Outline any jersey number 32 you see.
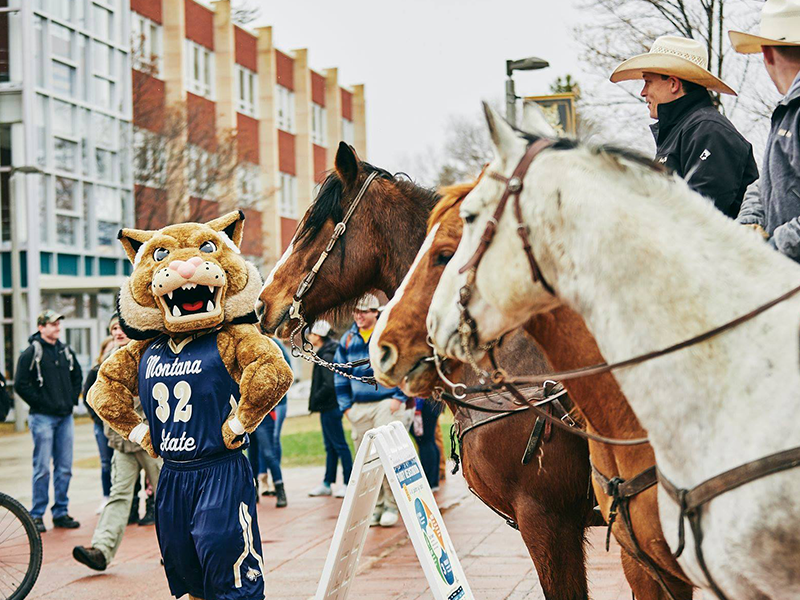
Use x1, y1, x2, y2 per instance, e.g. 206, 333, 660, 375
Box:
152, 381, 193, 423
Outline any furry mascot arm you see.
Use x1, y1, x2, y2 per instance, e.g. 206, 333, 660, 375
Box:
88, 340, 157, 458
219, 324, 294, 449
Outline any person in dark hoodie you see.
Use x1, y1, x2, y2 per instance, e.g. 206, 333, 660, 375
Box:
15, 309, 83, 533
732, 0, 800, 261
610, 35, 759, 219
306, 320, 352, 499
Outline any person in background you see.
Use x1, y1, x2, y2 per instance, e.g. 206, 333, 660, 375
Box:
255, 338, 292, 508
0, 372, 14, 424
731, 0, 800, 260
334, 294, 411, 527
15, 309, 83, 533
306, 320, 352, 499
72, 313, 162, 572
83, 335, 116, 514
411, 398, 443, 491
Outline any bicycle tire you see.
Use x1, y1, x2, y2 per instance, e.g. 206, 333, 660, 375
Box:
0, 492, 42, 600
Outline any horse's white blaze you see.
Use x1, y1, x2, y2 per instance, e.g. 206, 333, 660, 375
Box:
428, 104, 800, 599
261, 241, 294, 293
370, 224, 440, 380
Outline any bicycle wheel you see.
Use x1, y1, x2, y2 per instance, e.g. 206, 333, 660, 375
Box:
0, 492, 42, 600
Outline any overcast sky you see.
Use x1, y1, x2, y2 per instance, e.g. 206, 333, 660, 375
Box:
250, 0, 591, 175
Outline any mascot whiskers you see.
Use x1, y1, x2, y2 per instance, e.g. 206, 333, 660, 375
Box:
88, 210, 293, 600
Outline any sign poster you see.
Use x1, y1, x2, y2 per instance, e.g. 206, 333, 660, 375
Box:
524, 93, 578, 135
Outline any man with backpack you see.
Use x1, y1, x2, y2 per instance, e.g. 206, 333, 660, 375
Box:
15, 309, 83, 533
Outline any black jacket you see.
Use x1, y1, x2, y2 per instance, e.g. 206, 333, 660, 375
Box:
0, 373, 12, 422
15, 333, 83, 417
650, 89, 759, 219
308, 340, 340, 413
82, 365, 102, 425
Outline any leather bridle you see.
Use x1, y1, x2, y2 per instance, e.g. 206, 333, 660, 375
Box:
287, 171, 380, 385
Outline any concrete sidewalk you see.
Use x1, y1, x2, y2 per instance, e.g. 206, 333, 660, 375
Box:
0, 420, 634, 599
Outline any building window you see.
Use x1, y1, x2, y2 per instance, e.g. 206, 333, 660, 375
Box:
52, 60, 76, 97
54, 138, 78, 172
187, 144, 214, 199
93, 5, 113, 41
50, 22, 74, 61
237, 163, 260, 208
55, 177, 79, 247
95, 185, 121, 246
95, 149, 115, 181
278, 172, 297, 218
341, 118, 354, 145
276, 85, 295, 133
185, 40, 214, 99
236, 65, 256, 117
311, 103, 327, 146
132, 14, 163, 76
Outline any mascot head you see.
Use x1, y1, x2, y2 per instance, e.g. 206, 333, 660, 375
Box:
117, 210, 261, 339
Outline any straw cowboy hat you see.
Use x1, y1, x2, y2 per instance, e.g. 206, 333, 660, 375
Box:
610, 35, 737, 95
730, 0, 800, 54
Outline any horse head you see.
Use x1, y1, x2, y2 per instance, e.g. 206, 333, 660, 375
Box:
259, 142, 437, 337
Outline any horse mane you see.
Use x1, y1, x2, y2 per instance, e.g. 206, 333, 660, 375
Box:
427, 182, 476, 233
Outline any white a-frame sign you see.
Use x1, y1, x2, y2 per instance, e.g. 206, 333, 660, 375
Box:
315, 421, 473, 600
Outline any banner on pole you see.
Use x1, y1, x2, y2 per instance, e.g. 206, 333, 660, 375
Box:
315, 421, 473, 600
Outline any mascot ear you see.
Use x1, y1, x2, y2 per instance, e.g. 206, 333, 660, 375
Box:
207, 210, 245, 249
118, 228, 155, 264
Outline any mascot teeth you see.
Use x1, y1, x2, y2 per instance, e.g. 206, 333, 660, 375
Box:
207, 300, 214, 311
172, 305, 181, 317
168, 291, 173, 300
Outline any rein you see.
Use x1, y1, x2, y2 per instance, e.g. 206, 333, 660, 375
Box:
287, 172, 380, 385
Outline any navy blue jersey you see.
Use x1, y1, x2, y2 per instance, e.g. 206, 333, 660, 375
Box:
139, 331, 244, 460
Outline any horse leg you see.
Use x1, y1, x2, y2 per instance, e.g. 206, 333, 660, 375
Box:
517, 504, 588, 600
620, 548, 694, 600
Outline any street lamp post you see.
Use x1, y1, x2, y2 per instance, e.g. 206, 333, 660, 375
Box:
9, 165, 42, 432
505, 56, 550, 127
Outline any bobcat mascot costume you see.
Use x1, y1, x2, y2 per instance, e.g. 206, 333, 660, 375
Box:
88, 210, 293, 600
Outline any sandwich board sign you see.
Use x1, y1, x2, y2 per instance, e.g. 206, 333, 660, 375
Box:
315, 421, 473, 600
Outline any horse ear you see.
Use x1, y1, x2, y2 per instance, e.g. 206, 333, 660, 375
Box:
118, 228, 155, 264
207, 210, 245, 249
520, 102, 557, 139
483, 102, 520, 158
335, 141, 359, 187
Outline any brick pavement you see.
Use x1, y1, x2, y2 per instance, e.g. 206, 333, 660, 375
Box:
1, 421, 634, 599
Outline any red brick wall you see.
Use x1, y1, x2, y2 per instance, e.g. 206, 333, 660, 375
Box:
240, 208, 263, 256
184, 0, 214, 50
133, 70, 165, 133
311, 71, 326, 106
341, 88, 353, 121
131, 0, 162, 23
280, 217, 297, 251
189, 197, 220, 222
275, 50, 294, 90
135, 185, 168, 230
237, 113, 259, 164
234, 26, 257, 72
313, 144, 327, 183
187, 93, 217, 152
278, 131, 296, 175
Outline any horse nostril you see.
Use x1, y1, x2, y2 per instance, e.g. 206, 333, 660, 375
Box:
379, 343, 399, 372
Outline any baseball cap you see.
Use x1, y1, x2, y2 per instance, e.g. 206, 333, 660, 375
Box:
37, 309, 64, 326
354, 294, 380, 312
310, 320, 332, 337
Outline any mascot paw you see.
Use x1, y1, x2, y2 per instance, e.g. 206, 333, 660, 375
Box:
222, 419, 246, 450
141, 431, 159, 459
742, 223, 769, 240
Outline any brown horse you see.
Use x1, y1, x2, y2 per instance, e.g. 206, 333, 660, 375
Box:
259, 143, 594, 600
371, 185, 695, 600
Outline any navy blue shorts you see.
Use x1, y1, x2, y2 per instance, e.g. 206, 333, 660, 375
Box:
155, 451, 265, 600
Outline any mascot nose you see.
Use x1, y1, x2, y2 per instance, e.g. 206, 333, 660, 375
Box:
169, 257, 203, 279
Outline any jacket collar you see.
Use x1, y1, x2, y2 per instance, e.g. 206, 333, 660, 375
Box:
650, 89, 714, 144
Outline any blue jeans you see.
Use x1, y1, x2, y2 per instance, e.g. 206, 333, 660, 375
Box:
93, 421, 113, 497
412, 400, 442, 489
256, 413, 283, 484
29, 413, 74, 519
320, 408, 352, 485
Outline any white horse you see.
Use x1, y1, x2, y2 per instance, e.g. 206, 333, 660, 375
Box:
427, 103, 800, 600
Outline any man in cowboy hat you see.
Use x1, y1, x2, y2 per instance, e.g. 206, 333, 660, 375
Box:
731, 0, 800, 261
611, 35, 758, 218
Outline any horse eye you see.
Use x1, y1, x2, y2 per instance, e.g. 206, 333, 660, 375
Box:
434, 251, 453, 266
199, 241, 217, 253
463, 214, 477, 225
153, 248, 169, 261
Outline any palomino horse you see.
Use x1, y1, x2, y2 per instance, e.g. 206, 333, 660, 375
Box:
428, 104, 800, 600
370, 184, 694, 600
258, 143, 595, 600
